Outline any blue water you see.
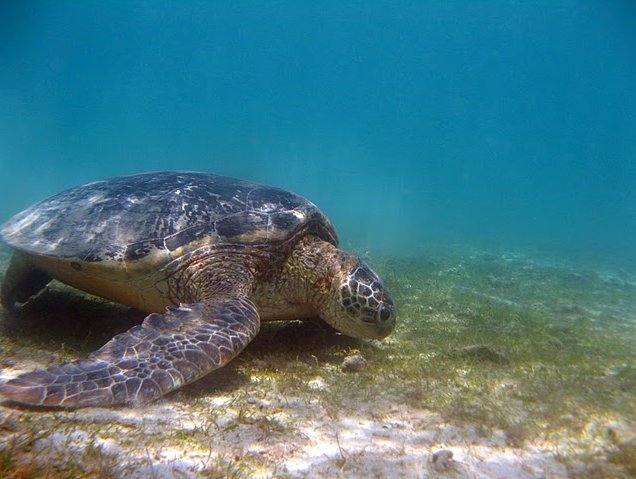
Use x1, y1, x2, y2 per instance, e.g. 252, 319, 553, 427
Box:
1, 1, 635, 263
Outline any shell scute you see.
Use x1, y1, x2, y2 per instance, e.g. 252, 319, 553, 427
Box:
1, 172, 337, 267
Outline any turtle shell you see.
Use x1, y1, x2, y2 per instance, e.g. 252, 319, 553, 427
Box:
1, 172, 338, 266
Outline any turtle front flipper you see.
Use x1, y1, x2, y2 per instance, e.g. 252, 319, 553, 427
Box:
1, 253, 52, 313
0, 296, 260, 408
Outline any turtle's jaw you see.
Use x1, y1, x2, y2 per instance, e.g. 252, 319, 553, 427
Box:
322, 258, 396, 340
340, 314, 395, 340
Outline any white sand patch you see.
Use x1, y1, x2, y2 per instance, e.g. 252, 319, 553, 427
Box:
0, 393, 572, 478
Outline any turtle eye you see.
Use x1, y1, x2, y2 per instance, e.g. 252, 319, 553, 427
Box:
378, 304, 392, 322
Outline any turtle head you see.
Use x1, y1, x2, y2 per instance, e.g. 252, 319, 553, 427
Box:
321, 253, 396, 340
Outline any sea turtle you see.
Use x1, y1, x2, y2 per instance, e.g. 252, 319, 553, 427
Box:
0, 172, 395, 408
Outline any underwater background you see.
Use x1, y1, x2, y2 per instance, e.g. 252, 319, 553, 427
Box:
1, 3, 636, 477
1, 1, 635, 265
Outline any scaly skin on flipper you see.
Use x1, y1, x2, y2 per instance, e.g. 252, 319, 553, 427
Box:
0, 297, 260, 408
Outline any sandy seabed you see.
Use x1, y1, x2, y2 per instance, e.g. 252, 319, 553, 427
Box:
0, 243, 634, 478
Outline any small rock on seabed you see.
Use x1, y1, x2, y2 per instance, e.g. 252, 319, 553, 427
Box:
341, 354, 368, 372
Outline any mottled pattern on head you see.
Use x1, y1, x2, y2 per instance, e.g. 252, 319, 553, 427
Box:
339, 262, 395, 330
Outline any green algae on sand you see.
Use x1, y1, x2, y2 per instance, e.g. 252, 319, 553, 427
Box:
0, 243, 635, 478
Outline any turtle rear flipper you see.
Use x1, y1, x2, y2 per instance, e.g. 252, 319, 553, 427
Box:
1, 253, 52, 313
0, 296, 260, 408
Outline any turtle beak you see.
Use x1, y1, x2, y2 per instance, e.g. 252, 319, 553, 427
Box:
374, 302, 396, 338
